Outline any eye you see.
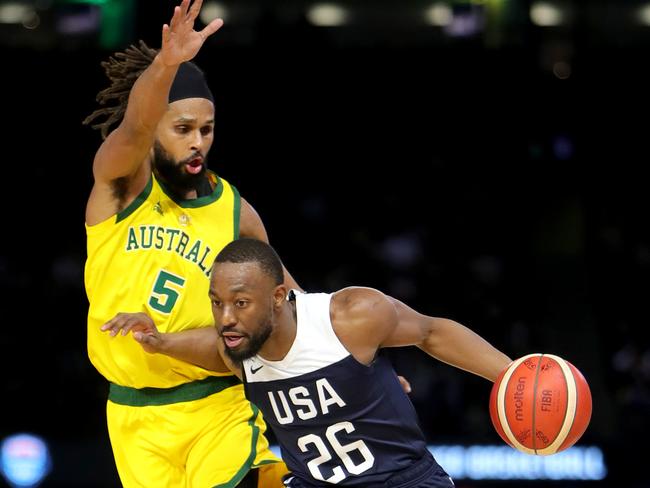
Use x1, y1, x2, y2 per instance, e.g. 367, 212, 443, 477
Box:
211, 299, 222, 308
175, 125, 190, 134
236, 299, 248, 308
200, 126, 213, 136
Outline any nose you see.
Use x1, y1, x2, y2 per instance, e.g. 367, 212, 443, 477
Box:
189, 129, 204, 153
220, 305, 237, 328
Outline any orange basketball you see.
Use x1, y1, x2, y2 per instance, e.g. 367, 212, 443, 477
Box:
489, 353, 592, 455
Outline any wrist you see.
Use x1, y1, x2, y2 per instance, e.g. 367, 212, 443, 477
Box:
153, 53, 181, 72
156, 332, 171, 354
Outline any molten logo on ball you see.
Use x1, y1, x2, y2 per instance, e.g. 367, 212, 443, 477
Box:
514, 377, 525, 421
489, 353, 592, 455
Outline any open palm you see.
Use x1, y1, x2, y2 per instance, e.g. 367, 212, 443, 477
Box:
160, 0, 224, 66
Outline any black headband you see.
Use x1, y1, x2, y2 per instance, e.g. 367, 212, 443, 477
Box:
168, 62, 214, 103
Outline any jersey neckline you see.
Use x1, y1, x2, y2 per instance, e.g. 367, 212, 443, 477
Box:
156, 170, 224, 208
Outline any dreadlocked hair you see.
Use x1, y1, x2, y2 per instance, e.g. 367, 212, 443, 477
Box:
83, 40, 159, 140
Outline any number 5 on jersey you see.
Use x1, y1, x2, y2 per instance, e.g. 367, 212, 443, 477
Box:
149, 269, 186, 314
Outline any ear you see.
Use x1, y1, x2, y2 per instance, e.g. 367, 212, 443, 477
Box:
273, 285, 287, 309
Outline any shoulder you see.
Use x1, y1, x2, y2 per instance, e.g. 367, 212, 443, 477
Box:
329, 287, 397, 362
330, 287, 396, 329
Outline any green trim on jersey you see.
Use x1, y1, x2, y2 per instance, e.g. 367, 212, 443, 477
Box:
252, 460, 280, 467
108, 375, 241, 406
212, 404, 262, 488
232, 184, 241, 239
115, 176, 153, 223
158, 171, 224, 208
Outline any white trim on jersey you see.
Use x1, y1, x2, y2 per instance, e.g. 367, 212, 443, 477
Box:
243, 293, 350, 382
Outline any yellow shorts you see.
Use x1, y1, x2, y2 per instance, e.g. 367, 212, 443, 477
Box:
107, 380, 287, 487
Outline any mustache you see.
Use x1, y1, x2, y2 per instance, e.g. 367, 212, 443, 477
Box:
218, 327, 249, 338
180, 151, 204, 164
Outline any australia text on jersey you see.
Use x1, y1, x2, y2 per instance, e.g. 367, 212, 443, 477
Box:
125, 225, 214, 277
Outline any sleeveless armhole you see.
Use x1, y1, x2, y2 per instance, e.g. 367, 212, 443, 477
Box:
85, 175, 153, 234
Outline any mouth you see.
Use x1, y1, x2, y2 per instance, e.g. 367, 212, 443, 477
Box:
221, 331, 246, 349
184, 155, 204, 175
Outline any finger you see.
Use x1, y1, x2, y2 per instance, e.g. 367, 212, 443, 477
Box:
120, 322, 135, 336
199, 18, 224, 40
133, 331, 149, 342
110, 318, 127, 337
101, 317, 122, 336
103, 312, 126, 328
134, 331, 154, 345
187, 0, 203, 22
169, 5, 181, 31
100, 319, 115, 331
162, 23, 170, 44
101, 322, 118, 332
101, 314, 128, 335
120, 316, 148, 336
179, 0, 190, 20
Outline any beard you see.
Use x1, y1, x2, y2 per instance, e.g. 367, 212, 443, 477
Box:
221, 318, 273, 365
152, 141, 206, 194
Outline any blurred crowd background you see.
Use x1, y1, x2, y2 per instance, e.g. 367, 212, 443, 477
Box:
1, 0, 649, 486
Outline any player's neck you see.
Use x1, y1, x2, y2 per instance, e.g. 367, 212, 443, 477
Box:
257, 301, 296, 362
154, 170, 212, 200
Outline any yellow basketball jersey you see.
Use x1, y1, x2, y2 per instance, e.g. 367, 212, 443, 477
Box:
85, 172, 239, 388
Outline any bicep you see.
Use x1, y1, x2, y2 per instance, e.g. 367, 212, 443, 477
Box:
332, 288, 400, 360
380, 297, 433, 348
238, 198, 269, 241
92, 125, 153, 183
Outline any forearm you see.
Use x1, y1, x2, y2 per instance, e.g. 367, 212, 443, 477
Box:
158, 326, 229, 373
419, 318, 511, 382
123, 54, 179, 133
92, 54, 180, 181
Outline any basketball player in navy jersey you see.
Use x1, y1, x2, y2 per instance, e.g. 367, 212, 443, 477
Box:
207, 238, 512, 487
110, 238, 511, 487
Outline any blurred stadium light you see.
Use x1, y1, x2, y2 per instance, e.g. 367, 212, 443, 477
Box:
306, 3, 350, 27
530, 1, 565, 27
57, 0, 134, 48
0, 0, 133, 48
0, 434, 51, 488
268, 444, 607, 481
1, 1, 650, 50
200, 1, 228, 24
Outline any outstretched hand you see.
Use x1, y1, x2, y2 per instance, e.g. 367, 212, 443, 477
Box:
101, 312, 163, 354
160, 0, 224, 67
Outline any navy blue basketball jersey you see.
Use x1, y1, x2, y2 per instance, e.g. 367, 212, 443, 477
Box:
243, 292, 449, 487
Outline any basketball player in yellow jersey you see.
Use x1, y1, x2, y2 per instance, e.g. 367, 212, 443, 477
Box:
83, 1, 293, 486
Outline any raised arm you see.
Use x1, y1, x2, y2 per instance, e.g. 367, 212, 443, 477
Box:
91, 52, 176, 184
331, 287, 511, 382
86, 0, 223, 224
93, 0, 222, 181
239, 197, 302, 291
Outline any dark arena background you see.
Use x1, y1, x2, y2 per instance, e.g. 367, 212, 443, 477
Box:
1, 0, 648, 486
